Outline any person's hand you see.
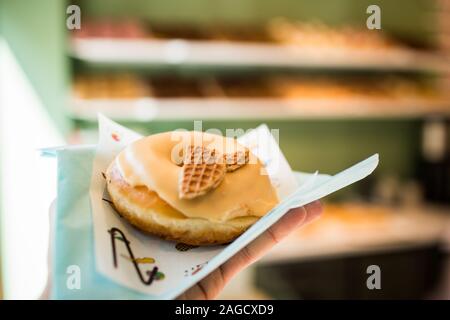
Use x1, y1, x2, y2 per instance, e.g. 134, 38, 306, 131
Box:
41, 200, 322, 300
177, 200, 322, 300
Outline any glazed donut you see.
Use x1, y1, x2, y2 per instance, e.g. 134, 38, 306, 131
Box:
106, 131, 278, 245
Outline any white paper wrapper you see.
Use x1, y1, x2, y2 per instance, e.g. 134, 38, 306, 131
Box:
89, 115, 378, 298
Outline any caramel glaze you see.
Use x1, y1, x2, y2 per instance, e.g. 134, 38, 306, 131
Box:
115, 131, 279, 222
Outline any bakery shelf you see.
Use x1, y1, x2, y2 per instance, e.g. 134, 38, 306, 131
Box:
260, 205, 450, 264
69, 38, 450, 72
68, 97, 450, 121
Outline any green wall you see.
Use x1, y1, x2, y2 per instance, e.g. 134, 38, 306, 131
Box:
0, 0, 71, 134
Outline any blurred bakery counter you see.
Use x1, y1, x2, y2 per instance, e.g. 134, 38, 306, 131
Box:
254, 203, 450, 299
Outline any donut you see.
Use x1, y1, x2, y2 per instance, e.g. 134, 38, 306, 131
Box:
105, 131, 279, 245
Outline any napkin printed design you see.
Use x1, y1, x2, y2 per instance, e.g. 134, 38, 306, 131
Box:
184, 261, 209, 277
108, 227, 165, 285
89, 115, 378, 298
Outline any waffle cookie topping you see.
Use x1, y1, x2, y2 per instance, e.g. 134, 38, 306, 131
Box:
178, 145, 250, 199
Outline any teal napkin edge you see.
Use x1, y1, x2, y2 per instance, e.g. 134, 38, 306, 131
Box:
51, 147, 160, 299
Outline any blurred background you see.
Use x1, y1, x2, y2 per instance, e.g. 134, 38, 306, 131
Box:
1, 0, 450, 299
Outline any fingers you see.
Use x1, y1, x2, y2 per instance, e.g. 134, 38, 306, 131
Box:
178, 201, 323, 300
296, 200, 323, 226
40, 200, 57, 300
178, 283, 207, 300
179, 266, 226, 300
221, 201, 322, 281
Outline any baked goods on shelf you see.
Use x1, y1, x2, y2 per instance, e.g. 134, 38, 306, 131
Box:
73, 73, 151, 99
267, 18, 402, 50
71, 19, 148, 39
